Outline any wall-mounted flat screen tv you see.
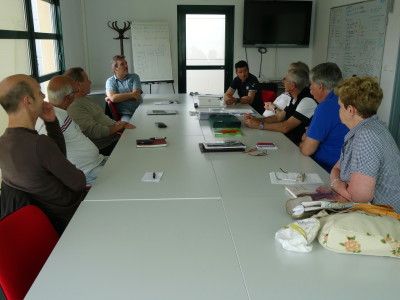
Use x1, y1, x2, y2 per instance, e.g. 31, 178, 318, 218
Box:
243, 0, 313, 48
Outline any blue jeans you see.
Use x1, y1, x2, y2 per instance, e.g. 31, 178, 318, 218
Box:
120, 114, 133, 122
85, 157, 108, 187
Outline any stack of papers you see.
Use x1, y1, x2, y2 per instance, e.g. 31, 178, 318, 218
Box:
203, 140, 246, 150
147, 110, 177, 115
154, 100, 179, 105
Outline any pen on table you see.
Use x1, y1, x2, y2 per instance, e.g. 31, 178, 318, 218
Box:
153, 172, 156, 179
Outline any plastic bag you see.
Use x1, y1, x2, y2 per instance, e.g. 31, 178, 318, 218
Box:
275, 217, 320, 252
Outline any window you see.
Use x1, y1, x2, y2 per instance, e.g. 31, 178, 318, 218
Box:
0, 0, 64, 85
177, 6, 234, 94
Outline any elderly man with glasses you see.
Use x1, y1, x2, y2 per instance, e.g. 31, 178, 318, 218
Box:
36, 75, 107, 187
244, 68, 317, 145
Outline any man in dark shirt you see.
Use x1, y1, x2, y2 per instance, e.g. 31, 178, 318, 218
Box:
0, 74, 86, 234
224, 60, 264, 115
244, 68, 317, 145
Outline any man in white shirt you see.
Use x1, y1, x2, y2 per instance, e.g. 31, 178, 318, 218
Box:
36, 75, 107, 187
244, 68, 317, 145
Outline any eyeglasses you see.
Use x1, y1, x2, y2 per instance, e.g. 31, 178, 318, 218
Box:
282, 77, 292, 83
66, 90, 78, 98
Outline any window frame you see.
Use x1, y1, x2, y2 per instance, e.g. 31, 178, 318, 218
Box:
0, 0, 65, 83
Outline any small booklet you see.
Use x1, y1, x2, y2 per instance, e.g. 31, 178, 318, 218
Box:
136, 137, 167, 148
256, 142, 277, 150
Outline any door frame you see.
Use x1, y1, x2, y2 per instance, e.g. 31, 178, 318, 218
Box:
177, 5, 235, 93
388, 44, 400, 148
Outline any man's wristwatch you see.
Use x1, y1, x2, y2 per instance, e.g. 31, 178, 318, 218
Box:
259, 122, 264, 130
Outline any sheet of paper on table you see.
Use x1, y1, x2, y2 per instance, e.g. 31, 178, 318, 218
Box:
142, 172, 164, 182
269, 172, 323, 185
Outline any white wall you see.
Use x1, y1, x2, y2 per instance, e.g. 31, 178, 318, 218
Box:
312, 0, 400, 124
60, 0, 399, 123
60, 0, 87, 70
61, 0, 316, 93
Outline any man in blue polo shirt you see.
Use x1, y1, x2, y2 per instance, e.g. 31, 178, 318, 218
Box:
224, 60, 264, 115
106, 55, 143, 122
299, 62, 349, 172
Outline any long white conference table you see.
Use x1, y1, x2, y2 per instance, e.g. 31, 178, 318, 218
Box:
26, 94, 399, 300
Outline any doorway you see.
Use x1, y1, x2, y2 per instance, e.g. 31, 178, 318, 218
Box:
177, 5, 234, 94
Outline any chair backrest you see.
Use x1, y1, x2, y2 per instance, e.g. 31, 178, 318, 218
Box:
258, 82, 278, 103
105, 98, 120, 121
0, 205, 59, 300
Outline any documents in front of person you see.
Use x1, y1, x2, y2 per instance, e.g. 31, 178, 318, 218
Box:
147, 110, 177, 115
199, 140, 246, 153
285, 184, 335, 198
142, 172, 163, 182
270, 172, 323, 185
203, 140, 246, 150
154, 100, 180, 105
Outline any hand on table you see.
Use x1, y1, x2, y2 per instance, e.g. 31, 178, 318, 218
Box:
243, 114, 261, 129
224, 97, 237, 105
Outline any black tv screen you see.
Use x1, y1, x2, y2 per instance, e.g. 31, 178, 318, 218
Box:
243, 0, 313, 48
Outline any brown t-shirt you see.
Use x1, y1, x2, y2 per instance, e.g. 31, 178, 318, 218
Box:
0, 120, 86, 233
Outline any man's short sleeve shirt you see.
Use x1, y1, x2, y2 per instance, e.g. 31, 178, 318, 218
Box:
229, 73, 264, 114
105, 73, 143, 115
306, 91, 349, 172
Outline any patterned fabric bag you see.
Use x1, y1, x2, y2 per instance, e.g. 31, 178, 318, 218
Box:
318, 210, 400, 258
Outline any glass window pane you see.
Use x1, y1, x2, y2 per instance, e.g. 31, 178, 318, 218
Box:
186, 15, 225, 66
36, 39, 58, 76
40, 80, 50, 102
0, 0, 26, 31
31, 0, 55, 33
186, 70, 224, 94
0, 39, 31, 79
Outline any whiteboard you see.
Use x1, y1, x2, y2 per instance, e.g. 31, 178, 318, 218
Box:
327, 0, 389, 80
131, 22, 173, 82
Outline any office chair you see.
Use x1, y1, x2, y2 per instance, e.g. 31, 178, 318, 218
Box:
104, 98, 120, 121
0, 205, 59, 300
258, 82, 278, 103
